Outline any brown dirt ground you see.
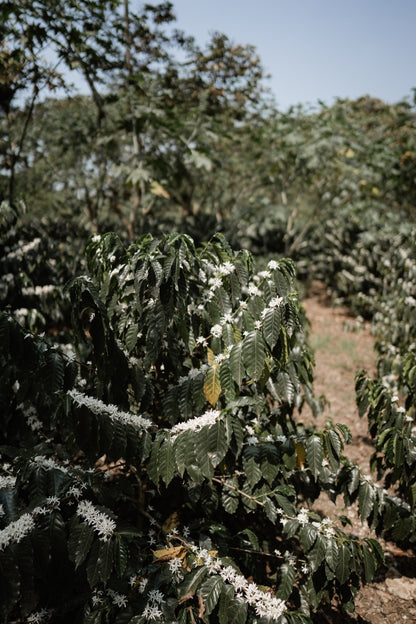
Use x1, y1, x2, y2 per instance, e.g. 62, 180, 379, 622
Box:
300, 282, 416, 624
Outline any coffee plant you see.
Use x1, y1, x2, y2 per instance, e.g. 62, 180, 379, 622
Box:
0, 230, 389, 623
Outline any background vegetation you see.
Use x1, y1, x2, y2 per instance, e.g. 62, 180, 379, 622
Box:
1, 1, 415, 622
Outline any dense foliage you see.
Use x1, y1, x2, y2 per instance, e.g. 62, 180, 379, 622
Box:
1, 1, 416, 623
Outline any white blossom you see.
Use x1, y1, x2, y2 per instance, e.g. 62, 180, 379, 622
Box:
258, 270, 271, 279
92, 590, 104, 606
76, 500, 116, 541
147, 589, 165, 604
138, 577, 149, 593
268, 260, 279, 270
107, 589, 127, 608
142, 604, 163, 621
208, 276, 223, 290
210, 324, 223, 338
214, 353, 227, 363
246, 435, 258, 445
0, 513, 35, 550
297, 508, 309, 526
168, 557, 183, 577
195, 336, 208, 347
27, 608, 53, 623
269, 296, 284, 308
68, 390, 152, 430
187, 544, 286, 622
0, 475, 16, 489
30, 456, 68, 473
22, 285, 57, 296
218, 261, 236, 276
221, 312, 233, 324
67, 483, 87, 499
247, 284, 261, 297
170, 410, 221, 439
45, 496, 60, 509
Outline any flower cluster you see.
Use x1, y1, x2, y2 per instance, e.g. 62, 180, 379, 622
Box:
106, 589, 128, 608
170, 409, 221, 439
68, 389, 152, 430
0, 513, 35, 550
30, 455, 68, 473
142, 589, 165, 621
188, 544, 286, 622
0, 475, 16, 489
76, 500, 116, 542
21, 285, 57, 296
26, 608, 53, 623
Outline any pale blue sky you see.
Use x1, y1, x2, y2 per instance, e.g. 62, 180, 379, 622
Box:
169, 0, 416, 110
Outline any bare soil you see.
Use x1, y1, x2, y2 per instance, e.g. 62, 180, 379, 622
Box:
301, 282, 416, 624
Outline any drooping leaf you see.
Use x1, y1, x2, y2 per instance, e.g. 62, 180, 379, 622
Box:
306, 435, 323, 478
204, 363, 221, 406
198, 575, 224, 615
242, 331, 266, 381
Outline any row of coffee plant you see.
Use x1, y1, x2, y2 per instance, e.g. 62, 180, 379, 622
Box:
291, 204, 416, 545
1, 207, 390, 623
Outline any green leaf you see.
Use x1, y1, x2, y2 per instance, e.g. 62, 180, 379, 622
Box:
114, 535, 128, 577
218, 586, 248, 624
174, 430, 195, 476
208, 421, 228, 466
159, 438, 176, 486
358, 481, 375, 521
125, 322, 139, 352
277, 562, 295, 600
229, 341, 245, 386
336, 543, 351, 585
264, 498, 278, 523
222, 479, 239, 513
308, 535, 327, 571
43, 351, 65, 393
146, 438, 161, 485
262, 305, 281, 349
300, 524, 318, 552
325, 538, 339, 572
68, 519, 95, 568
219, 359, 234, 394
86, 540, 101, 587
194, 427, 214, 479
306, 435, 323, 478
178, 565, 208, 598
242, 455, 262, 488
347, 467, 361, 496
242, 331, 266, 380
198, 575, 224, 615
362, 544, 376, 582
96, 539, 114, 584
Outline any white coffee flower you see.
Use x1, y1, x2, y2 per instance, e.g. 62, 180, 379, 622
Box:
210, 324, 223, 338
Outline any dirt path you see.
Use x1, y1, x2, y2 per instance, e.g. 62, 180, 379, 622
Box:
301, 282, 416, 624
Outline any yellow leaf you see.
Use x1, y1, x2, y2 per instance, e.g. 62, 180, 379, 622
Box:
162, 511, 180, 534
207, 347, 215, 366
153, 545, 188, 562
295, 442, 306, 469
345, 148, 355, 158
150, 180, 170, 199
204, 363, 221, 406
196, 550, 218, 566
